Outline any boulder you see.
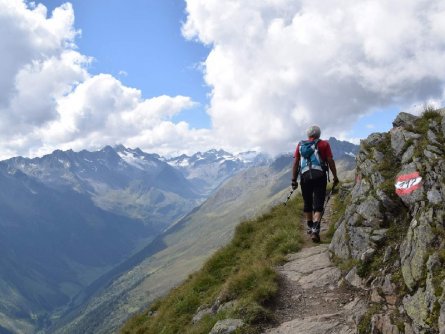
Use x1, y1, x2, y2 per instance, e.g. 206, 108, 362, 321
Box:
345, 267, 363, 288
401, 145, 415, 164
371, 288, 384, 303
400, 218, 434, 291
329, 221, 350, 259
403, 278, 437, 331
209, 319, 244, 334
371, 229, 388, 243
373, 148, 385, 163
360, 248, 376, 262
343, 297, 368, 326
192, 307, 213, 324
349, 226, 373, 259
382, 274, 396, 295
392, 112, 418, 128
396, 164, 425, 207
351, 179, 371, 201
391, 128, 406, 156
366, 132, 387, 146
424, 148, 440, 160
427, 188, 443, 205
427, 130, 440, 145
403, 289, 429, 329
370, 171, 385, 188
426, 145, 442, 155
356, 196, 384, 225
371, 314, 400, 334
218, 301, 238, 313
359, 159, 376, 178
403, 131, 422, 141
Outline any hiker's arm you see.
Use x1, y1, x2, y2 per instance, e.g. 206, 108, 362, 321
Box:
327, 157, 339, 184
291, 157, 300, 189
292, 156, 300, 181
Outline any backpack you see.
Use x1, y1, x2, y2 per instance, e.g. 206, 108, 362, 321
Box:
299, 139, 329, 180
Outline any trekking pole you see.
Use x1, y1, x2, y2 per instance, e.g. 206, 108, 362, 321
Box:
283, 188, 295, 206
285, 166, 300, 207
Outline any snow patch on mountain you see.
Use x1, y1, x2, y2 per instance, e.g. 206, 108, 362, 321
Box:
117, 149, 157, 170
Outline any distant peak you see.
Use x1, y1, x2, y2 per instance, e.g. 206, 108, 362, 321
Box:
51, 149, 71, 159
113, 144, 127, 152
101, 145, 115, 152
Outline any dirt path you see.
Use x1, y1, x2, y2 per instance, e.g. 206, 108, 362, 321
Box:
263, 196, 368, 334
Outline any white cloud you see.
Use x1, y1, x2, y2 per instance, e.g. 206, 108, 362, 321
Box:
0, 0, 211, 159
36, 74, 209, 156
183, 0, 445, 153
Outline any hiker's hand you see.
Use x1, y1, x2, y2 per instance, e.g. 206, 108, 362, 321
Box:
333, 176, 339, 186
291, 180, 298, 190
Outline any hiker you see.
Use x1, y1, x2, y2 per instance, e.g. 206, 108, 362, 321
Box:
291, 125, 339, 242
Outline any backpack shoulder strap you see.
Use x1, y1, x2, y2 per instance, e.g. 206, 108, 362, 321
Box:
298, 140, 305, 152
315, 139, 330, 180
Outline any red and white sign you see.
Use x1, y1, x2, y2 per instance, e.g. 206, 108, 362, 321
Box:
395, 172, 422, 196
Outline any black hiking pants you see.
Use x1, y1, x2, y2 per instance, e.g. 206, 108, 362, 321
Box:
300, 171, 327, 213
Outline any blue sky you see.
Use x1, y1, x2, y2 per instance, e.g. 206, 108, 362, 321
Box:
41, 0, 212, 128
349, 106, 401, 140
0, 1, 444, 158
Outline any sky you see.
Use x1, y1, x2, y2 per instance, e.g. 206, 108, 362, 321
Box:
1, 0, 445, 159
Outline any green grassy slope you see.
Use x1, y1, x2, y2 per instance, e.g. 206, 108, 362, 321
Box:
121, 196, 304, 334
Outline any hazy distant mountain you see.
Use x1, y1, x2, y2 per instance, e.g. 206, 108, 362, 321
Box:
3, 145, 201, 230
327, 137, 359, 163
165, 149, 270, 195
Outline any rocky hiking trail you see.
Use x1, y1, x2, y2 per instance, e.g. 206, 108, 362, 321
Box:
264, 197, 368, 334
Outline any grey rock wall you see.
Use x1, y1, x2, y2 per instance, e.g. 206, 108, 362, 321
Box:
329, 109, 445, 333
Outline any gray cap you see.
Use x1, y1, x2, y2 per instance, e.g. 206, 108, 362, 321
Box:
306, 125, 321, 139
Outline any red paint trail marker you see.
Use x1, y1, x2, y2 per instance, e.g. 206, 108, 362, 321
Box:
395, 172, 422, 196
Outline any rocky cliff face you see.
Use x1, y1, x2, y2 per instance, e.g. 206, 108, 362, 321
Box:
330, 108, 445, 333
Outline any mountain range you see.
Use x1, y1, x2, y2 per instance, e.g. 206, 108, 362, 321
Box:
0, 139, 358, 333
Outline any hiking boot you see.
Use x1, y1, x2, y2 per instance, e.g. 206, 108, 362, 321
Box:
306, 221, 313, 234
310, 222, 321, 243
311, 232, 321, 243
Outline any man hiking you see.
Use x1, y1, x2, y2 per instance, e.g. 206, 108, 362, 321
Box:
291, 125, 339, 242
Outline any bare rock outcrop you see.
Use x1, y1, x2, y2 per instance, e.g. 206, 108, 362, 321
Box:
329, 109, 445, 332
